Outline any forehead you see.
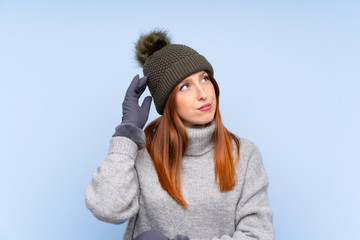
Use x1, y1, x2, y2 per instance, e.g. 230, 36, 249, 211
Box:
183, 71, 207, 81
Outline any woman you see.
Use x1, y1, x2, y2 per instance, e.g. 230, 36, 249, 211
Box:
86, 30, 274, 240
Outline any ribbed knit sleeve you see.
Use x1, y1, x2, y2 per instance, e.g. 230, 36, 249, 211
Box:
212, 141, 274, 240
85, 136, 140, 224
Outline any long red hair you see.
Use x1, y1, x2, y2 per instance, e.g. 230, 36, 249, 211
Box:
144, 73, 240, 209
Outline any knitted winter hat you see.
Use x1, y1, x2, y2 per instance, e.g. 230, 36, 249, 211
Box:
135, 30, 214, 115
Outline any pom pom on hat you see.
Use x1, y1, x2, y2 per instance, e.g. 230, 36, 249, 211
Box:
135, 30, 171, 67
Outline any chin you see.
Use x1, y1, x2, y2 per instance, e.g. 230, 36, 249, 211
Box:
193, 117, 215, 127
181, 112, 215, 128
200, 118, 214, 125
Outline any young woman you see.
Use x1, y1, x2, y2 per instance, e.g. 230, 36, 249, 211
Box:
86, 30, 274, 240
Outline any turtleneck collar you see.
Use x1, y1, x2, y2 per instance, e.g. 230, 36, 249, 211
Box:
184, 120, 215, 156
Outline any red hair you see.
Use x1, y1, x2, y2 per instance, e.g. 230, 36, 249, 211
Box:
144, 73, 240, 209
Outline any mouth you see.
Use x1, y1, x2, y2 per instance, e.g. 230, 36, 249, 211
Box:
197, 103, 212, 111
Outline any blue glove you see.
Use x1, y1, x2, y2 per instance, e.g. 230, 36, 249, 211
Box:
112, 75, 152, 149
171, 234, 189, 240
121, 75, 152, 129
133, 229, 168, 240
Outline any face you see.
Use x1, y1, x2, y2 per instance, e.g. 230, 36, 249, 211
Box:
174, 71, 216, 128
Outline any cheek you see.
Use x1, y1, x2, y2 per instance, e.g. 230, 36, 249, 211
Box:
208, 86, 217, 110
175, 94, 195, 118
175, 95, 187, 114
208, 85, 216, 100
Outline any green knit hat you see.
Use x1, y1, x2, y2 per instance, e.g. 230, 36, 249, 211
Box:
135, 30, 214, 115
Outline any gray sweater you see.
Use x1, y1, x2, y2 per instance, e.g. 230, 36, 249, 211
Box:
86, 123, 274, 240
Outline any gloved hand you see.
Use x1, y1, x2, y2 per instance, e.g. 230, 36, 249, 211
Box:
121, 75, 152, 129
133, 229, 168, 240
171, 234, 189, 240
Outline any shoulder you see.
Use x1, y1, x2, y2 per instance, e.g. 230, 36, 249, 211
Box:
234, 137, 265, 172
231, 136, 262, 159
239, 137, 262, 158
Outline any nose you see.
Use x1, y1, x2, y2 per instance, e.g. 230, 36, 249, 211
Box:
197, 85, 207, 100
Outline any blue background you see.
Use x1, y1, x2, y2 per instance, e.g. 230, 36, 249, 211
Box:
1, 0, 359, 239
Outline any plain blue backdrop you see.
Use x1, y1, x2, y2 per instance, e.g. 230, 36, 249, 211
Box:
1, 0, 359, 239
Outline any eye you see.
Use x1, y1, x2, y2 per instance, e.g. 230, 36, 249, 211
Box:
179, 83, 190, 91
202, 75, 210, 82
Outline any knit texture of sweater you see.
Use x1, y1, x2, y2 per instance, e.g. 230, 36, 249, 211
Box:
86, 122, 274, 240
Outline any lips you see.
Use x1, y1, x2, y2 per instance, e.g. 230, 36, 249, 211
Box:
198, 103, 212, 111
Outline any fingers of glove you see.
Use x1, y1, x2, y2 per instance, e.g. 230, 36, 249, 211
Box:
126, 75, 140, 95
135, 76, 148, 97
140, 96, 152, 113
133, 229, 169, 240
173, 235, 189, 240
126, 75, 148, 102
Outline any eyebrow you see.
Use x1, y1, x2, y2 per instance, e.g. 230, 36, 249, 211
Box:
200, 72, 208, 78
183, 72, 208, 82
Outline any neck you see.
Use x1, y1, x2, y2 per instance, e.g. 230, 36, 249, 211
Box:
184, 120, 215, 156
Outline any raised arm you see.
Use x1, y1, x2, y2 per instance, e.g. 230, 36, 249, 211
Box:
85, 75, 152, 224
86, 136, 141, 224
